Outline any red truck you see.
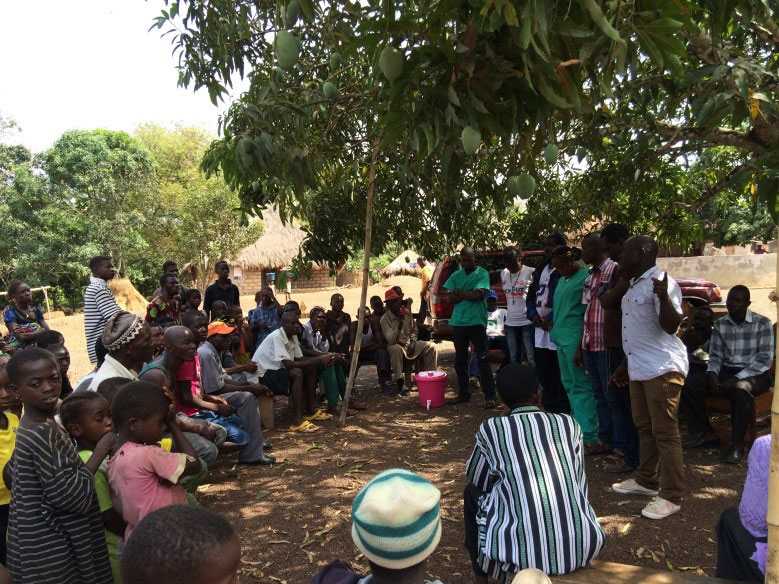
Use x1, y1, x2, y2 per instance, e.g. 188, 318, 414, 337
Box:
428, 250, 724, 340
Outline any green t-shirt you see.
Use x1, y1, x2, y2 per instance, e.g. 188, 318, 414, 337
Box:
79, 450, 122, 584
550, 266, 587, 346
443, 266, 490, 327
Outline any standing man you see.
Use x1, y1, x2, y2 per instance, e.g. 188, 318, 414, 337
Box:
612, 236, 688, 520
84, 255, 121, 364
380, 288, 438, 395
416, 256, 435, 324
203, 260, 240, 319
500, 247, 535, 365
248, 287, 282, 351
444, 248, 496, 408
579, 233, 617, 449
599, 223, 639, 473
705, 286, 773, 464
526, 233, 569, 414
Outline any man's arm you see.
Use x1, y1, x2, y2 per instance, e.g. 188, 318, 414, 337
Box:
203, 286, 213, 316
525, 269, 540, 321
706, 324, 724, 377
465, 429, 492, 492
96, 288, 121, 320
653, 274, 683, 335
599, 271, 630, 310
736, 320, 774, 379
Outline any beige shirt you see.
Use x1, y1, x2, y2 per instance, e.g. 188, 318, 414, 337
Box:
380, 310, 427, 359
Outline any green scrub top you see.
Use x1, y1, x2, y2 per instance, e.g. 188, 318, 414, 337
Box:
550, 266, 587, 347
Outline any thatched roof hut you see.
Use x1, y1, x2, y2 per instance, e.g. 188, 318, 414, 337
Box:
235, 207, 306, 270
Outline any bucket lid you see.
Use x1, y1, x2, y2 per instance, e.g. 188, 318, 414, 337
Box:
415, 370, 447, 381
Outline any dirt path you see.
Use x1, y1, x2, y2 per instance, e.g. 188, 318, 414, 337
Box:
199, 346, 747, 583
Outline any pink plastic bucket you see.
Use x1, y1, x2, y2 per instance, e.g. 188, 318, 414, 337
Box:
414, 370, 447, 410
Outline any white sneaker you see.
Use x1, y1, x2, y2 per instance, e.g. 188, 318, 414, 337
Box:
641, 497, 681, 520
611, 478, 659, 497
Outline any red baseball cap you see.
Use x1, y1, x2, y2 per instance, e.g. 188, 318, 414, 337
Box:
385, 288, 403, 302
207, 321, 236, 337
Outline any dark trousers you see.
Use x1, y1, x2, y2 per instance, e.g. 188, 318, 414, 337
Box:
608, 347, 640, 468
716, 507, 765, 582
683, 365, 771, 447
680, 362, 713, 436
463, 484, 488, 577
360, 348, 392, 384
454, 325, 495, 400
584, 350, 613, 446
535, 347, 570, 414
0, 503, 8, 565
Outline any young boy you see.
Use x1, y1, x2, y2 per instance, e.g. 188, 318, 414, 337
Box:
6, 347, 113, 584
61, 392, 125, 583
107, 380, 201, 538
121, 505, 240, 584
0, 357, 19, 565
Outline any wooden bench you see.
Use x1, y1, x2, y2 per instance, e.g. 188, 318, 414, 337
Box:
705, 389, 773, 445
552, 561, 735, 583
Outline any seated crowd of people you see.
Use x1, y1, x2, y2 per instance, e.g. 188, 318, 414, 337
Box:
0, 239, 771, 583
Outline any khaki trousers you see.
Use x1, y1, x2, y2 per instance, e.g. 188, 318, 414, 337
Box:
630, 372, 686, 504
387, 342, 438, 381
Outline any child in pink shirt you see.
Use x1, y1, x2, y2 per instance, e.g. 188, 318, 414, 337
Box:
107, 380, 201, 539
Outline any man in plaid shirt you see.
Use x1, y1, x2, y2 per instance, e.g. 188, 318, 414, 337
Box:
578, 234, 618, 450
703, 285, 774, 464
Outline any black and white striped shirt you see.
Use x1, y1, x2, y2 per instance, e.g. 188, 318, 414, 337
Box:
466, 406, 605, 578
7, 421, 112, 584
83, 276, 120, 363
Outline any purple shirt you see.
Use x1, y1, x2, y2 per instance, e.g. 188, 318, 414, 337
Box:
739, 435, 770, 574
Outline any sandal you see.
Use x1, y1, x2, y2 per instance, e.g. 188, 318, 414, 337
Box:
306, 409, 333, 422
289, 420, 320, 433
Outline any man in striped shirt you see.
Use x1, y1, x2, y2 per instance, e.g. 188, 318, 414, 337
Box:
579, 233, 617, 449
83, 256, 121, 364
464, 364, 605, 582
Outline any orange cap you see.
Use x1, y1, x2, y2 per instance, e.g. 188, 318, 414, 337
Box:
207, 321, 236, 337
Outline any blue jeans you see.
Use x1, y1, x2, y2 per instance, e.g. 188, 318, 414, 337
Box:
192, 411, 249, 447
583, 350, 613, 446
504, 325, 535, 366
607, 347, 639, 468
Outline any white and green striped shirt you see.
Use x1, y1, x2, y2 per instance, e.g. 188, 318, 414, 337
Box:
466, 406, 605, 578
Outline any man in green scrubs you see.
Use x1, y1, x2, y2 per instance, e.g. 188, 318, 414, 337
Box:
444, 248, 496, 408
550, 247, 601, 448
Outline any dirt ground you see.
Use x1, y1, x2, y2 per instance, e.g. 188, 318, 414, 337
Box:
197, 345, 751, 584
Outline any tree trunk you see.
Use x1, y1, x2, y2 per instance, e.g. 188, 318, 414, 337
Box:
767, 227, 779, 583
340, 141, 380, 425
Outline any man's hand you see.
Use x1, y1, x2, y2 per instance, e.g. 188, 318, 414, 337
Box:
199, 423, 219, 441
652, 272, 669, 301
574, 347, 584, 369
94, 431, 117, 457
215, 401, 234, 417
249, 383, 274, 398
242, 362, 258, 373
611, 363, 629, 388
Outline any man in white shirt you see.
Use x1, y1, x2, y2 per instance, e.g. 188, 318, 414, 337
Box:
612, 236, 688, 521
252, 311, 327, 430
500, 247, 535, 365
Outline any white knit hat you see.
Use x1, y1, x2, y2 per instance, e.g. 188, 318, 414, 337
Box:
512, 569, 552, 584
351, 469, 442, 570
